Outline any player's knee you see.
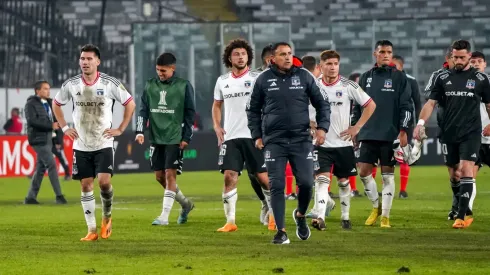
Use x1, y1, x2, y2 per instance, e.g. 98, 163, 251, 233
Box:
224, 171, 238, 186
80, 179, 94, 192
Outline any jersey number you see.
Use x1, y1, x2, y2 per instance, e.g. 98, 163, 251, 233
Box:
313, 150, 318, 162
442, 144, 448, 155
219, 144, 227, 156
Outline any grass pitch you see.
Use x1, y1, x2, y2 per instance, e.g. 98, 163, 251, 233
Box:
1, 166, 490, 274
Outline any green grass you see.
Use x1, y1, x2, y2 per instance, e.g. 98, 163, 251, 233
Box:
1, 166, 490, 274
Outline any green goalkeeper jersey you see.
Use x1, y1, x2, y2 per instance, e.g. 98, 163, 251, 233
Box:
136, 75, 196, 145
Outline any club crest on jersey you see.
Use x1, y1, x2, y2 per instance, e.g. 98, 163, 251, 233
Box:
466, 79, 475, 89
244, 80, 251, 88
384, 79, 392, 89
336, 90, 343, 98
291, 76, 301, 86
96, 89, 104, 96
265, 150, 271, 159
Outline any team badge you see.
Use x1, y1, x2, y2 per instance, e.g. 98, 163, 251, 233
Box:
265, 150, 271, 159
336, 90, 343, 98
384, 79, 392, 89
291, 76, 301, 86
96, 89, 104, 96
466, 79, 475, 89
244, 80, 251, 88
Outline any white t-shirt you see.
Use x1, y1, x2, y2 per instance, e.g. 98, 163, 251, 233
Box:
480, 103, 490, 144
54, 72, 133, 152
213, 69, 259, 141
310, 75, 371, 148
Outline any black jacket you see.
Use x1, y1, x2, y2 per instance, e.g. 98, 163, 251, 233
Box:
354, 64, 413, 142
246, 63, 331, 145
25, 96, 55, 146
406, 73, 422, 122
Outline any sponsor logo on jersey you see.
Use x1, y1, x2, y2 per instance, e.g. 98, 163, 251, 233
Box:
223, 92, 250, 99
336, 90, 343, 98
384, 79, 392, 89
466, 79, 475, 89
330, 102, 343, 106
75, 102, 105, 107
159, 90, 167, 105
244, 80, 251, 88
445, 91, 474, 97
270, 82, 277, 87
291, 76, 301, 86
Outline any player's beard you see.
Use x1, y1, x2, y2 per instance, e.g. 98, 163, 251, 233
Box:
454, 62, 469, 71
233, 64, 247, 70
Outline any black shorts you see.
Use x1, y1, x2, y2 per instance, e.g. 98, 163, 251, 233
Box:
441, 135, 480, 167
314, 146, 357, 178
72, 148, 114, 180
476, 143, 490, 168
218, 138, 266, 175
149, 144, 183, 174
357, 140, 396, 167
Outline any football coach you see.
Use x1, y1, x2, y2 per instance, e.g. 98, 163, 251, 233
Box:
246, 42, 330, 244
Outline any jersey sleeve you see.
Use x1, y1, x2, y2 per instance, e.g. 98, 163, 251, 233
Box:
428, 72, 445, 102
53, 82, 72, 106
213, 79, 223, 101
110, 82, 133, 106
347, 82, 372, 107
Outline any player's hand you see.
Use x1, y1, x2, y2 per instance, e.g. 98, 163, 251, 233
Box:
413, 125, 423, 141
52, 122, 60, 130
135, 135, 144, 144
483, 124, 490, 136
213, 125, 226, 146
315, 129, 326, 146
64, 128, 78, 140
340, 125, 360, 141
255, 138, 264, 150
103, 128, 122, 139
398, 131, 408, 147
180, 141, 188, 149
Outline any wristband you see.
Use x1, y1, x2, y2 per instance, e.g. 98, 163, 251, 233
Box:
62, 126, 69, 133
417, 119, 425, 126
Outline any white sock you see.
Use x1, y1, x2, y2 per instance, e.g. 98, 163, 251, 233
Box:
160, 190, 176, 221
338, 180, 351, 221
360, 175, 379, 208
175, 185, 189, 207
100, 186, 113, 218
261, 188, 272, 210
312, 179, 319, 213
381, 173, 395, 218
469, 181, 476, 211
81, 191, 96, 232
315, 175, 331, 220
223, 188, 237, 224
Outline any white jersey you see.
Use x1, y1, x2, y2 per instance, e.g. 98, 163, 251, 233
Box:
213, 69, 259, 141
480, 103, 490, 144
311, 76, 371, 148
54, 72, 133, 152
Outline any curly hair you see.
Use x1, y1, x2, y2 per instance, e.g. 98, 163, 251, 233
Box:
222, 39, 254, 68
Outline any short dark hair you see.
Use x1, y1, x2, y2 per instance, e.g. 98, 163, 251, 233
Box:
374, 40, 393, 50
34, 80, 50, 94
222, 39, 254, 68
471, 51, 486, 61
451, 39, 471, 52
261, 44, 273, 61
393, 55, 404, 64
348, 72, 361, 82
320, 50, 340, 61
301, 56, 317, 72
11, 107, 20, 114
80, 44, 101, 59
271, 42, 291, 55
156, 53, 177, 66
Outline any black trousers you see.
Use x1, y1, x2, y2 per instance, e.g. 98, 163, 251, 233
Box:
264, 141, 314, 230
